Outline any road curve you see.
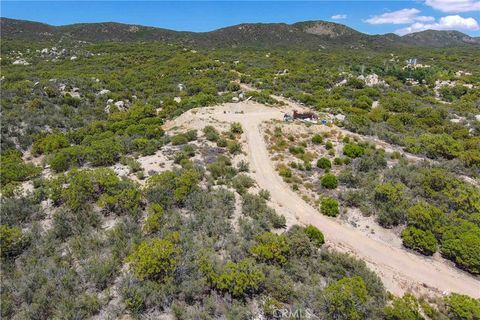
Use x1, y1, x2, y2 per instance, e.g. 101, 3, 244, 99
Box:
165, 102, 480, 298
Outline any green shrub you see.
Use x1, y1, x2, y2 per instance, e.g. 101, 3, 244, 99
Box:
325, 141, 333, 150
343, 143, 365, 158
0, 224, 23, 257
145, 169, 201, 207
61, 168, 125, 211
445, 293, 480, 320
230, 122, 243, 134
232, 174, 255, 194
406, 202, 443, 231
209, 258, 264, 297
171, 134, 189, 145
401, 226, 437, 255
203, 125, 219, 141
311, 134, 323, 144
0, 150, 41, 187
227, 81, 241, 91
97, 187, 143, 217
217, 138, 228, 147
321, 197, 339, 217
322, 276, 368, 320
87, 138, 122, 166
405, 133, 463, 160
383, 294, 423, 320
237, 160, 249, 172
33, 133, 69, 155
374, 182, 408, 228
304, 161, 312, 171
317, 157, 332, 170
321, 173, 338, 189
227, 140, 242, 154
185, 129, 197, 141
143, 204, 164, 234
286, 226, 315, 257
278, 165, 292, 178
304, 225, 325, 247
208, 155, 236, 180
250, 232, 290, 264
353, 95, 373, 110
258, 189, 271, 200
48, 146, 87, 172
127, 238, 180, 281
289, 145, 305, 155
440, 220, 480, 274
242, 193, 286, 229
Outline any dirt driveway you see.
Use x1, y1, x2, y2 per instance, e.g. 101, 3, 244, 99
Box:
165, 101, 480, 298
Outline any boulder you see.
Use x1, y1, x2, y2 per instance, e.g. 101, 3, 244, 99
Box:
12, 59, 29, 66
114, 101, 125, 110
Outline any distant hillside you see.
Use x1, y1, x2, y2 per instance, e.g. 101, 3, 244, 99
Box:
1, 17, 479, 48
402, 29, 480, 47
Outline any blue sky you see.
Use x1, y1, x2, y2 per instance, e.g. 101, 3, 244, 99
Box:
1, 1, 479, 36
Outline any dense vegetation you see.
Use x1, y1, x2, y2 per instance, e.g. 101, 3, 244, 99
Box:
1, 35, 479, 319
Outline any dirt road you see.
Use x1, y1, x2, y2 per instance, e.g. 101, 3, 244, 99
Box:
165, 101, 480, 298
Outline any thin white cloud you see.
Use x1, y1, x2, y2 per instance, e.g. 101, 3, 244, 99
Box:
425, 0, 480, 13
331, 14, 347, 20
365, 8, 435, 25
395, 15, 479, 35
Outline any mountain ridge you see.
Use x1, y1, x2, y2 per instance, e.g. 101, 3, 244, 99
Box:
1, 17, 479, 48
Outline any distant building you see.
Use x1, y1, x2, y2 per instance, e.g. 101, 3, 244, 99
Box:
293, 110, 318, 120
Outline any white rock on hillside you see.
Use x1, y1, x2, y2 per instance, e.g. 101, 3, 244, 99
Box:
114, 101, 125, 110
358, 74, 387, 87
12, 59, 29, 65
335, 79, 348, 87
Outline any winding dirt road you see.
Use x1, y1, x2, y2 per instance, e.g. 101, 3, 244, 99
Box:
165, 101, 480, 298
